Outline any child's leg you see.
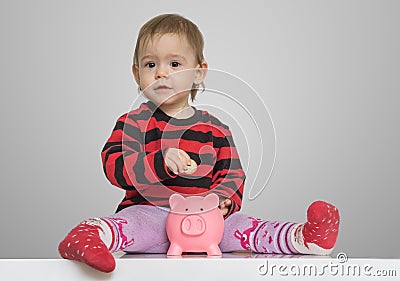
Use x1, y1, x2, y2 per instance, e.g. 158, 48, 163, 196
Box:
103, 205, 170, 253
58, 205, 169, 272
220, 201, 340, 255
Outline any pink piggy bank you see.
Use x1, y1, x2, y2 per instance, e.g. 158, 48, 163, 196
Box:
166, 193, 224, 256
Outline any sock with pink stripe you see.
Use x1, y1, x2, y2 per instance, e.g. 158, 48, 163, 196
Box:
221, 214, 300, 254
220, 200, 340, 255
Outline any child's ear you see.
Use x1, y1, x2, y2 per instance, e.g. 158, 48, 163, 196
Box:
132, 64, 140, 86
194, 61, 208, 84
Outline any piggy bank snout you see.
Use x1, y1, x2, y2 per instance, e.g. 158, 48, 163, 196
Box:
181, 215, 206, 236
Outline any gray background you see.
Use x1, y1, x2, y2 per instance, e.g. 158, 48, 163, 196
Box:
1, 0, 399, 259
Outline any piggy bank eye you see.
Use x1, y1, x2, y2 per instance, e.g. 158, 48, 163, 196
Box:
200, 208, 204, 211
185, 208, 189, 211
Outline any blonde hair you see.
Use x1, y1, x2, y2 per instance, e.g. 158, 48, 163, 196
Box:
133, 14, 205, 101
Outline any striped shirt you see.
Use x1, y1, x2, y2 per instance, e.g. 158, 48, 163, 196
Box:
101, 101, 245, 218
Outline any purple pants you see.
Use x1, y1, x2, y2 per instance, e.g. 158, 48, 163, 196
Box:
101, 205, 299, 254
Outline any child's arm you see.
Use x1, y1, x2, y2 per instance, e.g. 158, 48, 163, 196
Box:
101, 113, 177, 191
210, 125, 245, 218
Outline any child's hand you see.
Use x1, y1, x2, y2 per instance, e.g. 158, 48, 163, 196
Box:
219, 198, 232, 216
165, 148, 191, 175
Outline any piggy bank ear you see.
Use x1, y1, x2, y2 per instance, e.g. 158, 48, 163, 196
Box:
204, 193, 219, 208
169, 193, 185, 210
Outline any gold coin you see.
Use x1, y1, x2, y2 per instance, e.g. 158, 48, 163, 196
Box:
184, 159, 197, 174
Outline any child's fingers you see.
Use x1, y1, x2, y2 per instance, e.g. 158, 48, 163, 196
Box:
165, 148, 191, 172
220, 206, 228, 216
219, 198, 231, 206
169, 154, 186, 174
165, 159, 178, 174
219, 199, 231, 216
173, 155, 186, 173
178, 149, 191, 165
172, 149, 191, 173
164, 149, 180, 172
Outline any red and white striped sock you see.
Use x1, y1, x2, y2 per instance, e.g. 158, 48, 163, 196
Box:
58, 218, 116, 273
291, 200, 340, 255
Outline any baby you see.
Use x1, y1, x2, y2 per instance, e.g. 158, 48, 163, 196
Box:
58, 14, 340, 273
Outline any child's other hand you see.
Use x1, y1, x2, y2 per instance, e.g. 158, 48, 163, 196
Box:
219, 199, 232, 216
165, 148, 191, 175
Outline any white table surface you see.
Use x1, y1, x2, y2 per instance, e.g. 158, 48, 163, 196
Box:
1, 252, 399, 281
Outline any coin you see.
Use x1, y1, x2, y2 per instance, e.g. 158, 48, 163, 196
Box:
184, 159, 197, 174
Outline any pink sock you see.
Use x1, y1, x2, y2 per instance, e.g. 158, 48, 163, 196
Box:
58, 219, 116, 273
292, 200, 340, 255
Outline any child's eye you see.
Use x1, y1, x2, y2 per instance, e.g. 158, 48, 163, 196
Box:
144, 62, 156, 68
170, 61, 181, 68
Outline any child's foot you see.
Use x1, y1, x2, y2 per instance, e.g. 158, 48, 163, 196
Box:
58, 219, 116, 273
292, 200, 340, 255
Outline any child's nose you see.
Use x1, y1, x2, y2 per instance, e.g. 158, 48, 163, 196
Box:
155, 66, 168, 79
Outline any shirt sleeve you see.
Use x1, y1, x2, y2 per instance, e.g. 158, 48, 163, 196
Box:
101, 113, 177, 192
209, 124, 245, 218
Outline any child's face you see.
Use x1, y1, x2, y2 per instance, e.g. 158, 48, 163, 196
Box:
133, 33, 207, 107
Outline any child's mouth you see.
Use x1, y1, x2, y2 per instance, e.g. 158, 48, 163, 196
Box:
154, 85, 173, 93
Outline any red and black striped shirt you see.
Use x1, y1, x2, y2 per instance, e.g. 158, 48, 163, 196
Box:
101, 101, 245, 218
